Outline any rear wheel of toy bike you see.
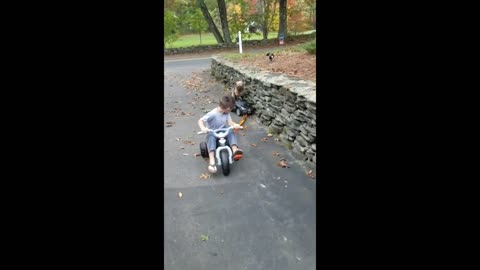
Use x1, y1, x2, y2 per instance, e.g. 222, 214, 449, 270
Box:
200, 142, 208, 158
236, 108, 242, 116
220, 149, 230, 176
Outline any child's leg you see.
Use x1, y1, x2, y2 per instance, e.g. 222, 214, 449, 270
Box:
206, 134, 217, 172
227, 131, 243, 160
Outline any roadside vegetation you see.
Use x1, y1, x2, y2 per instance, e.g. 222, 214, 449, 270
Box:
164, 0, 316, 49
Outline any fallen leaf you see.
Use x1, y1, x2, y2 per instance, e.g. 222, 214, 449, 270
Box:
200, 234, 209, 241
176, 138, 180, 141
251, 143, 257, 147
193, 153, 200, 157
306, 170, 315, 179
260, 184, 266, 188
179, 146, 185, 149
261, 137, 268, 142
199, 173, 210, 179
274, 138, 280, 142
273, 152, 280, 157
182, 153, 189, 156
177, 192, 183, 198
277, 159, 290, 168
267, 133, 273, 137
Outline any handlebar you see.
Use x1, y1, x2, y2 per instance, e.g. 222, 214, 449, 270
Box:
197, 126, 243, 136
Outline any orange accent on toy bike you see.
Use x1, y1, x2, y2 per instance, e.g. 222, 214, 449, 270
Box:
239, 114, 248, 126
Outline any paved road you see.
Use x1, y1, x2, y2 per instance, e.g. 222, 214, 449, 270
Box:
164, 56, 316, 270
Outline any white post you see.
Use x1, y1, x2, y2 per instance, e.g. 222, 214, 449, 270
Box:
238, 31, 243, 54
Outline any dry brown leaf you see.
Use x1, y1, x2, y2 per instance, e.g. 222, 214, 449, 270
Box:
251, 143, 257, 147
193, 153, 200, 157
199, 173, 210, 179
277, 159, 290, 168
261, 137, 268, 142
273, 152, 280, 157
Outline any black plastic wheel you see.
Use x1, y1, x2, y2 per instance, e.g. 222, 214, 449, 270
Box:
236, 108, 242, 116
220, 149, 230, 176
200, 142, 208, 158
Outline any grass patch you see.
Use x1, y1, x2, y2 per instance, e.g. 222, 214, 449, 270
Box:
300, 38, 316, 55
223, 52, 256, 61
166, 32, 278, 49
166, 30, 316, 49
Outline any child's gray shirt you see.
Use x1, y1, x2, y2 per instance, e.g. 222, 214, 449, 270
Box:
200, 108, 232, 130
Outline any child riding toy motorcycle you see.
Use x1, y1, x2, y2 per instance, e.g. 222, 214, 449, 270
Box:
197, 95, 244, 175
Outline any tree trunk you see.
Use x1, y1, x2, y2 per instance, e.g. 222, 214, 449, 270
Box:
217, 0, 232, 44
262, 26, 268, 40
278, 0, 287, 40
197, 0, 224, 43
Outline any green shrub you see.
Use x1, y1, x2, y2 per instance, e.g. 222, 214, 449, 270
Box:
302, 38, 316, 55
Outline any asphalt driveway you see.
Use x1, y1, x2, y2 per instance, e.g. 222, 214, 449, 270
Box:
164, 56, 316, 270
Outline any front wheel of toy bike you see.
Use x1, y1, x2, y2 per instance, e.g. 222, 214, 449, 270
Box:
220, 149, 230, 176
200, 142, 208, 158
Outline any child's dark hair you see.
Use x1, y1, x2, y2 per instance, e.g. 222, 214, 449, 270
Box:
219, 95, 235, 109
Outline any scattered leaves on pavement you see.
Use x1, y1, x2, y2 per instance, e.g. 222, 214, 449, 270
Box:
199, 173, 210, 179
277, 159, 290, 168
200, 234, 209, 241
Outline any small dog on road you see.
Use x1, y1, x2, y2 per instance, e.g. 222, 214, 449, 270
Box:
266, 52, 275, 62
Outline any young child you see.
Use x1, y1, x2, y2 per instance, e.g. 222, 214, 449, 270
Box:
231, 80, 245, 101
198, 95, 244, 173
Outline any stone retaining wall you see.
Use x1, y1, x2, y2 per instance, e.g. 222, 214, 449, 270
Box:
210, 55, 316, 170
165, 33, 315, 55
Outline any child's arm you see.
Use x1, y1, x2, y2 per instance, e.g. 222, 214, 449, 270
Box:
228, 114, 241, 128
198, 118, 208, 132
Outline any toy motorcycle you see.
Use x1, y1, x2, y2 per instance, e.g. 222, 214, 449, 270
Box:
197, 126, 243, 176
234, 99, 254, 116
